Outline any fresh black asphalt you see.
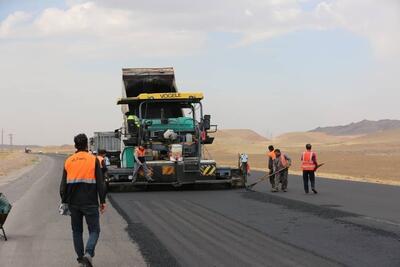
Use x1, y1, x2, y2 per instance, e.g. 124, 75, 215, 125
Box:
109, 170, 400, 267
4, 154, 398, 266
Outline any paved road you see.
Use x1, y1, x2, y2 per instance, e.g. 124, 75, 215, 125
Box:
0, 154, 145, 267
250, 170, 400, 225
109, 170, 400, 267
1, 155, 400, 266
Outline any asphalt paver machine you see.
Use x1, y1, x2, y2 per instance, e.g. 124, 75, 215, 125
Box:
106, 68, 247, 188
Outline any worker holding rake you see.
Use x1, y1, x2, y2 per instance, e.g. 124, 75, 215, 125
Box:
301, 144, 319, 194
272, 149, 291, 192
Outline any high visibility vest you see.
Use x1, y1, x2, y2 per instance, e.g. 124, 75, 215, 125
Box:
97, 156, 104, 167
65, 151, 96, 184
136, 148, 146, 157
302, 151, 316, 171
267, 151, 276, 160
279, 154, 288, 167
128, 115, 140, 127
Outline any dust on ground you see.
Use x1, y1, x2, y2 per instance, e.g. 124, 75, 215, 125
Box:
207, 129, 400, 185
0, 150, 39, 182
32, 145, 75, 154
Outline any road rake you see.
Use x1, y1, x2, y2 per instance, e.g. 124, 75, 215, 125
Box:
245, 163, 325, 191
245, 167, 289, 191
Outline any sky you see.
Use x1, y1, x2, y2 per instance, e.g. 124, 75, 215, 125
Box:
0, 0, 399, 145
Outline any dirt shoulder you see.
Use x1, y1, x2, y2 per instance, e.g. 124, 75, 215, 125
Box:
206, 133, 400, 186
0, 150, 39, 185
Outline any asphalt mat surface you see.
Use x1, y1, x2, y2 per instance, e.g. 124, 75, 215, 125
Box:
4, 154, 398, 266
109, 171, 400, 267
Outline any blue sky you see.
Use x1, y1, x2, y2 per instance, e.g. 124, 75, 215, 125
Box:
0, 0, 399, 145
0, 0, 66, 19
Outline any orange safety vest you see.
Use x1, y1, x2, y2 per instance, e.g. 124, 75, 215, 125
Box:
301, 151, 316, 171
136, 147, 146, 157
267, 151, 276, 160
65, 151, 96, 184
97, 155, 104, 167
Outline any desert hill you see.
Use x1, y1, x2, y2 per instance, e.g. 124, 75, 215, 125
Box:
348, 128, 400, 145
310, 119, 400, 136
211, 129, 268, 144
274, 132, 352, 147
208, 128, 400, 184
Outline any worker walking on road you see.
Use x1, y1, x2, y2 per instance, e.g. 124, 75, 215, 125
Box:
132, 145, 154, 182
301, 144, 318, 194
60, 133, 107, 267
272, 149, 291, 192
267, 145, 276, 189
97, 149, 109, 175
239, 153, 249, 183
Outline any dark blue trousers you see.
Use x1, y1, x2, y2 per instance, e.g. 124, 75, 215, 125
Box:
303, 170, 316, 193
69, 205, 100, 259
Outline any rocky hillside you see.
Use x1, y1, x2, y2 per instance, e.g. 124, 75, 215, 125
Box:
310, 119, 400, 136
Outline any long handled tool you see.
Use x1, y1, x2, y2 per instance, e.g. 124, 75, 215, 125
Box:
245, 163, 326, 191
315, 163, 325, 170
245, 167, 289, 191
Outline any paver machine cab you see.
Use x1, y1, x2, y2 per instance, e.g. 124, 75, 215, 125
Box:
106, 67, 247, 187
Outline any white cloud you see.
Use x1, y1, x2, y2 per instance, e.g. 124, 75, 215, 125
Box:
0, 0, 399, 144
0, 2, 206, 57
245, 9, 253, 17
314, 0, 400, 59
0, 11, 31, 37
0, 1, 307, 57
1, 0, 399, 59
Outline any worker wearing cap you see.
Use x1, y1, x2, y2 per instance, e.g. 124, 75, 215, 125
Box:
301, 144, 318, 194
272, 149, 291, 192
60, 133, 106, 267
132, 145, 153, 182
267, 145, 276, 189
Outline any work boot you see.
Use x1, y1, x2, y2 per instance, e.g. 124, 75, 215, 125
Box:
282, 189, 287, 192
129, 175, 137, 183
82, 253, 93, 267
77, 257, 85, 267
271, 189, 278, 192
312, 189, 318, 194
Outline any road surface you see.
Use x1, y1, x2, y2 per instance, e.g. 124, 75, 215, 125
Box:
1, 155, 400, 266
109, 170, 400, 267
0, 154, 145, 267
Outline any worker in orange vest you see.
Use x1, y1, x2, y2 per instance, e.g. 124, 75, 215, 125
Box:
97, 149, 108, 175
272, 149, 291, 192
267, 145, 276, 189
301, 144, 318, 194
60, 133, 106, 267
132, 145, 154, 182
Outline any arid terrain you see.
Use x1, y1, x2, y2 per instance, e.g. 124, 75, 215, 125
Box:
207, 128, 400, 185
32, 145, 75, 154
4, 125, 399, 185
0, 150, 38, 185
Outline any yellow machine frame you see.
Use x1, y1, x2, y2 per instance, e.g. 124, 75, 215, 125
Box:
118, 92, 204, 104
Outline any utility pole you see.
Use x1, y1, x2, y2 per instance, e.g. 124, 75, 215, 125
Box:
1, 128, 3, 149
8, 133, 13, 147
